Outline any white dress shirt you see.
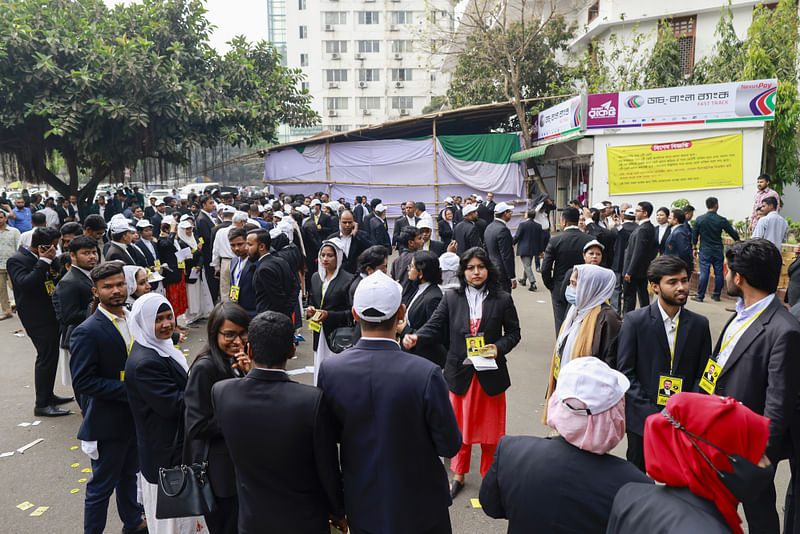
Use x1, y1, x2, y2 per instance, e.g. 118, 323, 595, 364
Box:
408, 282, 430, 311
657, 299, 681, 368
716, 294, 774, 368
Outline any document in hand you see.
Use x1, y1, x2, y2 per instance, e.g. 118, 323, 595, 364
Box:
175, 247, 193, 262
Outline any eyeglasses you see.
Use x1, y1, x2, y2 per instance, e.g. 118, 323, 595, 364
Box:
219, 331, 248, 342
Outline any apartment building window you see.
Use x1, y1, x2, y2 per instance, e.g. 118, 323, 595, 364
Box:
357, 40, 381, 53
299, 25, 308, 38
324, 40, 348, 53
391, 68, 412, 81
358, 96, 382, 109
358, 68, 381, 81
391, 96, 413, 109
391, 40, 413, 53
300, 53, 309, 66
358, 11, 380, 24
390, 11, 413, 24
587, 1, 599, 23
301, 82, 310, 91
326, 97, 350, 110
325, 69, 349, 81
670, 15, 696, 76
329, 124, 350, 132
324, 11, 347, 24
298, 0, 306, 9
430, 71, 436, 82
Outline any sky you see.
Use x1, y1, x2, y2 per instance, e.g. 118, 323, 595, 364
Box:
102, 0, 268, 53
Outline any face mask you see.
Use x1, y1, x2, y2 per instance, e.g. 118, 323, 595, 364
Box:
661, 408, 774, 504
565, 285, 577, 306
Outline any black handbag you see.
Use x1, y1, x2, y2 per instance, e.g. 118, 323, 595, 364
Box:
329, 326, 357, 353
156, 434, 215, 519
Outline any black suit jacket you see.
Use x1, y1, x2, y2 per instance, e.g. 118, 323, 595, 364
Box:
252, 253, 295, 319
415, 289, 521, 396
156, 236, 183, 285
438, 219, 455, 244
656, 224, 672, 255
104, 242, 136, 265
616, 302, 711, 435
513, 219, 543, 257
612, 222, 636, 273
184, 353, 240, 498
426, 239, 447, 257
308, 270, 355, 350
477, 204, 492, 225
150, 212, 163, 231
623, 221, 657, 279
213, 369, 345, 534
318, 338, 462, 534
368, 216, 390, 249
401, 283, 447, 367
69, 310, 134, 441
352, 203, 367, 226
231, 259, 257, 316
453, 220, 482, 253
541, 228, 593, 290
485, 220, 516, 285
7, 248, 57, 329
302, 218, 321, 271
195, 211, 215, 268
52, 267, 93, 347
586, 223, 616, 269
710, 297, 800, 461
125, 343, 187, 483
480, 436, 652, 534
664, 224, 693, 273
128, 241, 149, 268
327, 230, 372, 274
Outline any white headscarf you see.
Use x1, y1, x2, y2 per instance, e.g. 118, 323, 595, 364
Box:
555, 264, 616, 367
317, 239, 344, 294
176, 220, 197, 250
123, 265, 147, 305
129, 293, 189, 372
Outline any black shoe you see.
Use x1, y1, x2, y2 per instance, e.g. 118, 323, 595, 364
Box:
518, 279, 526, 286
34, 405, 71, 417
121, 521, 148, 534
51, 395, 74, 405
690, 296, 704, 303
710, 295, 721, 302
536, 267, 541, 273
529, 285, 537, 292
450, 480, 464, 499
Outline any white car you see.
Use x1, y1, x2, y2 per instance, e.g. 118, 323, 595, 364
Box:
148, 189, 174, 203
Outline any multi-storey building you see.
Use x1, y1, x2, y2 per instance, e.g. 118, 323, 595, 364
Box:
275, 0, 454, 138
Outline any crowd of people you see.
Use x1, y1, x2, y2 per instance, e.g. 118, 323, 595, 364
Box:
0, 175, 799, 534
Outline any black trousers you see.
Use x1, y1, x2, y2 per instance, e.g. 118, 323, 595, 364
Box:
743, 467, 780, 534
623, 277, 649, 313
204, 263, 219, 303
550, 285, 569, 335
625, 431, 646, 473
350, 509, 452, 534
204, 494, 238, 534
25, 322, 60, 407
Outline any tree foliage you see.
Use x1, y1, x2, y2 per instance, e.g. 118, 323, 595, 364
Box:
0, 0, 317, 200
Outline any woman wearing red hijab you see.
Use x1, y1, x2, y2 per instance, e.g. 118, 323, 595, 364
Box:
607, 392, 771, 534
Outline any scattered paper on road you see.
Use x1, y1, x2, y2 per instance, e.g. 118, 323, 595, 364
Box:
16, 502, 34, 511
29, 506, 49, 516
0, 452, 13, 458
17, 422, 30, 427
16, 438, 43, 454
536, 300, 546, 303
471, 498, 482, 508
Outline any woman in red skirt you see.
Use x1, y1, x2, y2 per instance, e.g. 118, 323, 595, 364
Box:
156, 222, 188, 318
405, 246, 521, 498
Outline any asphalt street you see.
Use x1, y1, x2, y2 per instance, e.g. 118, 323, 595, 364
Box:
0, 259, 790, 533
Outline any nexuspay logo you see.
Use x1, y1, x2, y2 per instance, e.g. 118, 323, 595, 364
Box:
588, 100, 616, 119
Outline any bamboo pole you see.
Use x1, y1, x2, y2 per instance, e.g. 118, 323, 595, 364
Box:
433, 117, 440, 230
325, 140, 332, 198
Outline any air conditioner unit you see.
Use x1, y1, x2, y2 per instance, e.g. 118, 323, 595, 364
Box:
390, 24, 399, 31
362, 109, 371, 115
365, 0, 376, 3
328, 82, 339, 89
324, 24, 334, 31
394, 53, 403, 60
328, 109, 339, 117
358, 81, 368, 88
395, 81, 404, 88
400, 109, 410, 116
355, 53, 365, 60
331, 52, 340, 59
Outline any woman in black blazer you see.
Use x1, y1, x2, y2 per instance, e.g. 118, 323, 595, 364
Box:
157, 222, 189, 320
400, 250, 447, 368
404, 247, 521, 498
306, 239, 355, 354
438, 207, 455, 244
184, 302, 252, 534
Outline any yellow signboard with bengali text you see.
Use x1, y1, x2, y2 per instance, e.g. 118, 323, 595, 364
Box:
607, 134, 743, 195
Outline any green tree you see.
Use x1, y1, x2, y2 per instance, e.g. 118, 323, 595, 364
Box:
0, 0, 317, 201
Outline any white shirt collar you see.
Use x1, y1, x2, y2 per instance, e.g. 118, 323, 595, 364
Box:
360, 335, 400, 347
657, 298, 680, 325
73, 265, 92, 279
563, 225, 581, 231
638, 219, 650, 225
734, 294, 774, 318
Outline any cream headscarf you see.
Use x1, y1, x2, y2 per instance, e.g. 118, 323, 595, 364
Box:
176, 220, 197, 250
129, 293, 188, 372
123, 265, 147, 306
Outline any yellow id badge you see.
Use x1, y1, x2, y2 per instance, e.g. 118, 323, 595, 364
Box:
308, 320, 321, 333
198, 237, 204, 245
120, 371, 125, 382
154, 259, 161, 270
229, 285, 240, 302
699, 358, 721, 394
177, 260, 186, 269
656, 375, 682, 406
44, 280, 55, 296
466, 335, 485, 358
554, 353, 561, 380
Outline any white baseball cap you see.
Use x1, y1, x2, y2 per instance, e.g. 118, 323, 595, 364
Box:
374, 203, 386, 213
353, 271, 402, 322
110, 219, 135, 234
310, 198, 321, 207
417, 219, 433, 230
439, 252, 459, 271
462, 204, 478, 216
135, 219, 153, 229
624, 208, 636, 218
297, 205, 310, 216
179, 213, 193, 222
155, 200, 165, 207
554, 357, 629, 415
273, 211, 284, 219
493, 202, 513, 215
220, 205, 236, 215
592, 202, 606, 210
473, 194, 484, 203
444, 196, 454, 204
583, 239, 605, 252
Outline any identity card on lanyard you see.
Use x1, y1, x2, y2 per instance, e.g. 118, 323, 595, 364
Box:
657, 314, 682, 406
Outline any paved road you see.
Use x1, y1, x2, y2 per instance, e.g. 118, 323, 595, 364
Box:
0, 262, 790, 533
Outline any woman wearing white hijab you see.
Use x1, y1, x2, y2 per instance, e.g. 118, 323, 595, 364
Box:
177, 220, 213, 324
123, 265, 150, 308
544, 264, 620, 421
124, 293, 207, 534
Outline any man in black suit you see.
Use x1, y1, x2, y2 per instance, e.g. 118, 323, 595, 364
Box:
453, 204, 483, 253
475, 194, 493, 227
616, 256, 711, 471
514, 209, 542, 292
149, 199, 166, 230
227, 227, 257, 316
611, 208, 637, 313
485, 192, 496, 214
8, 227, 73, 416
319, 272, 461, 534
214, 311, 345, 533
706, 239, 800, 533
195, 195, 219, 302
368, 203, 391, 249
310, 198, 335, 237
664, 209, 694, 275
70, 262, 146, 534
104, 219, 138, 265
392, 201, 416, 250
247, 228, 295, 320
622, 201, 657, 312
329, 209, 372, 274
541, 207, 593, 333
391, 226, 423, 291
485, 202, 517, 292
133, 219, 163, 291
417, 219, 448, 256
143, 196, 157, 220
352, 195, 369, 226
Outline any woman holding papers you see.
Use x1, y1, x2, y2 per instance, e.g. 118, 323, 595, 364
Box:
403, 246, 521, 498
157, 222, 189, 319
177, 220, 213, 324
